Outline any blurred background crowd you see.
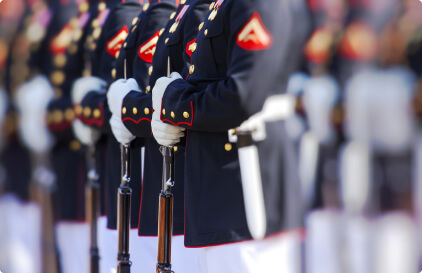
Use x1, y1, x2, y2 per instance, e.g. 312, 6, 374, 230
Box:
0, 0, 422, 273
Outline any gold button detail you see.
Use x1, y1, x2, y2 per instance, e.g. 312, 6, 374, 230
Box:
93, 27, 102, 39
171, 111, 175, 118
143, 3, 150, 11
209, 2, 215, 10
89, 43, 96, 51
183, 111, 189, 119
162, 109, 166, 116
174, 146, 178, 152
98, 2, 106, 11
165, 38, 169, 44
69, 43, 78, 54
198, 22, 204, 31
132, 17, 138, 25
204, 29, 208, 36
91, 19, 99, 28
180, 0, 186, 4
169, 12, 176, 20
148, 66, 153, 76
75, 105, 83, 115
145, 86, 151, 94
123, 42, 127, 48
65, 108, 75, 121
70, 139, 81, 151
50, 71, 65, 85
133, 107, 138, 115
169, 22, 178, 33
189, 65, 195, 74
54, 54, 67, 68
122, 107, 127, 115
53, 110, 63, 123
111, 68, 116, 78
159, 28, 165, 36
209, 9, 217, 21
144, 108, 150, 115
115, 51, 120, 59
84, 106, 91, 117
93, 108, 101, 118
79, 2, 89, 13
190, 42, 197, 53
225, 143, 232, 151
73, 29, 83, 41
131, 25, 137, 33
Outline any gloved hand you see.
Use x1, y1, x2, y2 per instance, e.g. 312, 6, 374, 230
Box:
15, 75, 55, 153
151, 72, 185, 146
107, 78, 140, 144
71, 76, 107, 104
71, 76, 107, 146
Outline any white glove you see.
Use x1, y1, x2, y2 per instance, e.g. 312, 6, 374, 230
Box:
72, 120, 101, 146
71, 76, 106, 104
107, 78, 140, 119
151, 72, 184, 147
110, 114, 135, 144
107, 78, 140, 145
15, 75, 55, 153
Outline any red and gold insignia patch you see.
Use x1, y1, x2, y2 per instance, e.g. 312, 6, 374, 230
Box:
138, 31, 159, 63
236, 12, 273, 51
50, 23, 75, 54
186, 38, 196, 57
106, 26, 129, 56
338, 22, 378, 61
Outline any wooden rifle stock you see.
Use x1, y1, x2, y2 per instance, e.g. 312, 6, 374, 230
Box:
30, 153, 60, 273
85, 146, 100, 273
117, 144, 132, 273
156, 146, 174, 273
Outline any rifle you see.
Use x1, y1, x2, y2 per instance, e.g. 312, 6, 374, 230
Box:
116, 143, 132, 273
30, 153, 60, 273
156, 146, 174, 273
156, 57, 175, 273
85, 145, 100, 273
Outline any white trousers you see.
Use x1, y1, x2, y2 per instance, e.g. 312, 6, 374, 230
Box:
197, 230, 302, 273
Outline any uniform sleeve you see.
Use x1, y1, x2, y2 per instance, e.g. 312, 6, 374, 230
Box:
122, 91, 153, 137
160, 0, 310, 132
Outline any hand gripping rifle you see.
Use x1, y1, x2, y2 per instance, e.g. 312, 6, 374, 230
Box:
156, 58, 175, 273
85, 145, 100, 273
117, 59, 133, 273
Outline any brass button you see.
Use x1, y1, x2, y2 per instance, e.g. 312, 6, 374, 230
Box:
169, 12, 176, 19
198, 22, 204, 31
93, 108, 101, 118
144, 108, 150, 115
91, 19, 99, 28
93, 27, 102, 39
73, 29, 83, 41
159, 28, 165, 36
143, 3, 150, 11
208, 10, 217, 21
162, 109, 166, 116
174, 146, 178, 152
115, 51, 120, 59
111, 68, 116, 78
84, 106, 91, 117
171, 111, 175, 118
50, 71, 65, 85
132, 17, 138, 25
79, 2, 89, 13
145, 86, 151, 94
180, 0, 186, 4
204, 29, 208, 36
183, 111, 190, 119
70, 139, 81, 151
98, 2, 106, 11
133, 107, 138, 115
225, 143, 232, 151
69, 43, 79, 54
190, 42, 197, 53
169, 22, 178, 33
53, 110, 63, 123
209, 2, 215, 10
165, 38, 169, 44
75, 105, 83, 115
123, 42, 127, 48
54, 54, 66, 68
148, 66, 153, 76
131, 25, 137, 33
122, 107, 127, 115
89, 43, 96, 51
65, 108, 75, 121
189, 65, 195, 74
